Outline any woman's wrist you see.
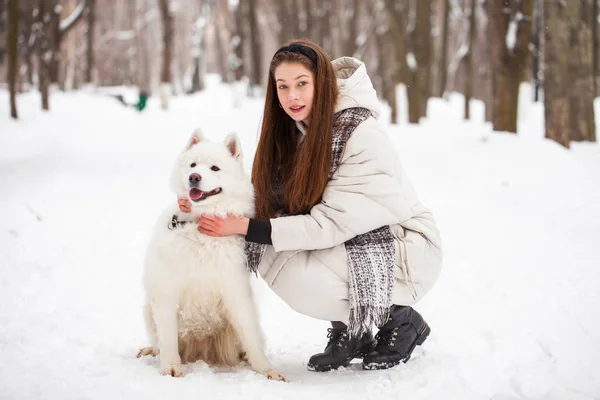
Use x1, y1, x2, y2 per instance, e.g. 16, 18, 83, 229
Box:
238, 217, 250, 235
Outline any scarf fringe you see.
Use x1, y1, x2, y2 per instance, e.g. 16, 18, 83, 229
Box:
348, 305, 390, 338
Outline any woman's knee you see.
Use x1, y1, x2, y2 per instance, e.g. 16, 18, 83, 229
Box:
270, 264, 350, 322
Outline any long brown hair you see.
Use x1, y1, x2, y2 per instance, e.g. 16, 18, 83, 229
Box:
252, 40, 339, 219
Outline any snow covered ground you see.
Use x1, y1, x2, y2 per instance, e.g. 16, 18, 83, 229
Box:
1, 79, 599, 400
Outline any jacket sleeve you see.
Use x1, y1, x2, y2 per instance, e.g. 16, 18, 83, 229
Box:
269, 122, 414, 252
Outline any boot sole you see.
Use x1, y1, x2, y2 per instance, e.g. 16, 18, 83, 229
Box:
307, 340, 378, 372
362, 323, 431, 370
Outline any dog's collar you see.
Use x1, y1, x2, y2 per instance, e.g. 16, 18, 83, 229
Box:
168, 214, 194, 230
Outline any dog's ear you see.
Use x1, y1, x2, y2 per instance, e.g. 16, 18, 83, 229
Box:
224, 132, 243, 162
186, 129, 204, 150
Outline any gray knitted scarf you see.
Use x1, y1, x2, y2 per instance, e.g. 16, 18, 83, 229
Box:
246, 107, 396, 337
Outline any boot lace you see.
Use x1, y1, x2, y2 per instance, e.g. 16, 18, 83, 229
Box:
375, 327, 399, 348
326, 328, 349, 349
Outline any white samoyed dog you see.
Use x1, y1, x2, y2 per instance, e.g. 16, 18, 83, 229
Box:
137, 130, 285, 381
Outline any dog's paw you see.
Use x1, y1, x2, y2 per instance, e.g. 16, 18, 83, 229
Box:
160, 364, 183, 377
263, 369, 286, 382
136, 346, 157, 358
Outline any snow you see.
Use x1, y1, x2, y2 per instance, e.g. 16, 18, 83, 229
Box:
506, 12, 524, 53
406, 52, 417, 71
1, 78, 600, 399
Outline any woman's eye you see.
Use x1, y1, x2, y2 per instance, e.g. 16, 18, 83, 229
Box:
211, 166, 220, 172
278, 85, 287, 90
299, 81, 307, 86
190, 163, 196, 168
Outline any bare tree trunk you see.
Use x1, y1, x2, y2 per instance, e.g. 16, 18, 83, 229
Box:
592, 0, 598, 96
21, 3, 36, 89
385, 0, 409, 124
232, 0, 245, 81
377, 27, 398, 123
248, 0, 262, 88
303, 0, 313, 40
214, 3, 231, 84
543, 0, 570, 147
568, 0, 596, 142
85, 0, 95, 84
488, 0, 534, 133
317, 1, 333, 55
8, 0, 19, 119
277, 1, 293, 43
0, 0, 6, 65
49, 0, 89, 84
465, 0, 476, 119
485, 4, 494, 122
437, 0, 450, 97
415, 0, 432, 118
38, 0, 51, 111
344, 0, 361, 57
159, 0, 173, 109
291, 0, 301, 40
533, 0, 542, 101
134, 0, 151, 95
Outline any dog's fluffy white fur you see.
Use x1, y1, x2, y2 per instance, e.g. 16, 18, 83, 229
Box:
137, 130, 284, 381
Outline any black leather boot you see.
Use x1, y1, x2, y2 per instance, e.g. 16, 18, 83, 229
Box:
307, 321, 377, 372
362, 306, 431, 370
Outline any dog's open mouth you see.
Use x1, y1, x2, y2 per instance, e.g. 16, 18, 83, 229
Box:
189, 187, 222, 202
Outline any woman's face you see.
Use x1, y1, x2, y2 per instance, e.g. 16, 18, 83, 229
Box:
274, 62, 315, 126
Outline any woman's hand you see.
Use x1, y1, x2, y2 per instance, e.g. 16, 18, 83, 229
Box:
198, 214, 250, 237
178, 196, 192, 213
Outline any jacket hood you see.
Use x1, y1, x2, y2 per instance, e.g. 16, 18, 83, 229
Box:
333, 57, 381, 118
295, 57, 381, 135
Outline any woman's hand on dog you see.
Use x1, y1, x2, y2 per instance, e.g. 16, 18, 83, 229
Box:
198, 214, 249, 237
177, 196, 249, 236
177, 196, 192, 213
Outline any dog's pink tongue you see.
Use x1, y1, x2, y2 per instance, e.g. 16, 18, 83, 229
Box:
189, 188, 204, 201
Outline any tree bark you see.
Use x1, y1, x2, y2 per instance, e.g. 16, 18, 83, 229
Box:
437, 0, 450, 97
317, 1, 333, 56
159, 0, 173, 109
414, 0, 432, 118
384, 0, 409, 123
0, 0, 6, 65
568, 0, 596, 142
38, 0, 51, 111
344, 0, 361, 57
248, 0, 262, 88
277, 1, 293, 43
465, 0, 476, 119
214, 2, 231, 84
8, 0, 19, 119
543, 0, 571, 147
593, 0, 599, 96
291, 0, 301, 40
134, 0, 151, 95
232, 0, 245, 81
377, 27, 398, 123
85, 0, 95, 84
488, 0, 534, 133
50, 0, 89, 84
533, 0, 542, 101
303, 0, 313, 40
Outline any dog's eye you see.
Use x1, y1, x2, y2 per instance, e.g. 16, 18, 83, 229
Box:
190, 163, 196, 168
211, 166, 220, 172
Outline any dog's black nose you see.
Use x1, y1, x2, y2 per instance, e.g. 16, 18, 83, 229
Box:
189, 173, 202, 183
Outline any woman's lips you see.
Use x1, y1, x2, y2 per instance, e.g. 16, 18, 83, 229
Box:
289, 105, 305, 114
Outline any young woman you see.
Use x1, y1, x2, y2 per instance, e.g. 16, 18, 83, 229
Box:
178, 40, 442, 372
